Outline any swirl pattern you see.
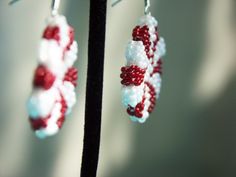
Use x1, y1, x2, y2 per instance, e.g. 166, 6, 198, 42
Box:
121, 14, 166, 123
27, 15, 78, 138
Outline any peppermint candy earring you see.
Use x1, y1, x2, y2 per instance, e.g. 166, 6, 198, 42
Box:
120, 0, 166, 123
27, 0, 78, 139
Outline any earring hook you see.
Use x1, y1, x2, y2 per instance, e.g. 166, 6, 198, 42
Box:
9, 0, 61, 16
111, 0, 122, 7
144, 0, 151, 15
112, 0, 151, 15
9, 0, 20, 5
51, 0, 60, 16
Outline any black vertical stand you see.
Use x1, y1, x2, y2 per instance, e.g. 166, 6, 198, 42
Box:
80, 0, 107, 177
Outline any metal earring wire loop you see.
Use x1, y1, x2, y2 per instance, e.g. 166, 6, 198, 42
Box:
111, 0, 151, 15
111, 0, 122, 7
9, 0, 20, 5
144, 0, 151, 15
51, 0, 60, 16
9, 0, 61, 16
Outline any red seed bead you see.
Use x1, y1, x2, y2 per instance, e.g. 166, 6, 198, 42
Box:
120, 65, 145, 86
29, 117, 49, 130
57, 116, 65, 129
43, 26, 60, 42
135, 111, 143, 118
127, 106, 135, 116
66, 27, 75, 51
63, 67, 78, 87
121, 67, 126, 72
33, 65, 56, 90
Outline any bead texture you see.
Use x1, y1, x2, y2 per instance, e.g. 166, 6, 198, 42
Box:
27, 15, 78, 139
121, 14, 166, 123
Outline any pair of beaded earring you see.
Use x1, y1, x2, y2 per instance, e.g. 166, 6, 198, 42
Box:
26, 0, 166, 139
120, 0, 166, 123
27, 0, 78, 139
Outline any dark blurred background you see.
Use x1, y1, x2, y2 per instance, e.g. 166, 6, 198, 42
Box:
0, 0, 235, 177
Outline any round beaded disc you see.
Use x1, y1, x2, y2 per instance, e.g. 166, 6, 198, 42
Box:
27, 15, 78, 139
120, 14, 166, 123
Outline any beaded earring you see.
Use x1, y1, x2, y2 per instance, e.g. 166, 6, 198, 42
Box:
27, 0, 78, 138
120, 0, 166, 123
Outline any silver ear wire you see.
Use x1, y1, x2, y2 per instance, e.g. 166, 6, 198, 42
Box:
9, 0, 61, 16
51, 0, 60, 16
144, 0, 151, 15
112, 0, 151, 15
111, 0, 122, 7
9, 0, 20, 5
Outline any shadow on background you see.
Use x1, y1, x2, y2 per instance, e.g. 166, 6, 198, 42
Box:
0, 0, 235, 177
109, 0, 236, 177
16, 1, 90, 177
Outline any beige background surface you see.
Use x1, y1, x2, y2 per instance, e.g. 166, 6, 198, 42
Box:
0, 0, 236, 177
